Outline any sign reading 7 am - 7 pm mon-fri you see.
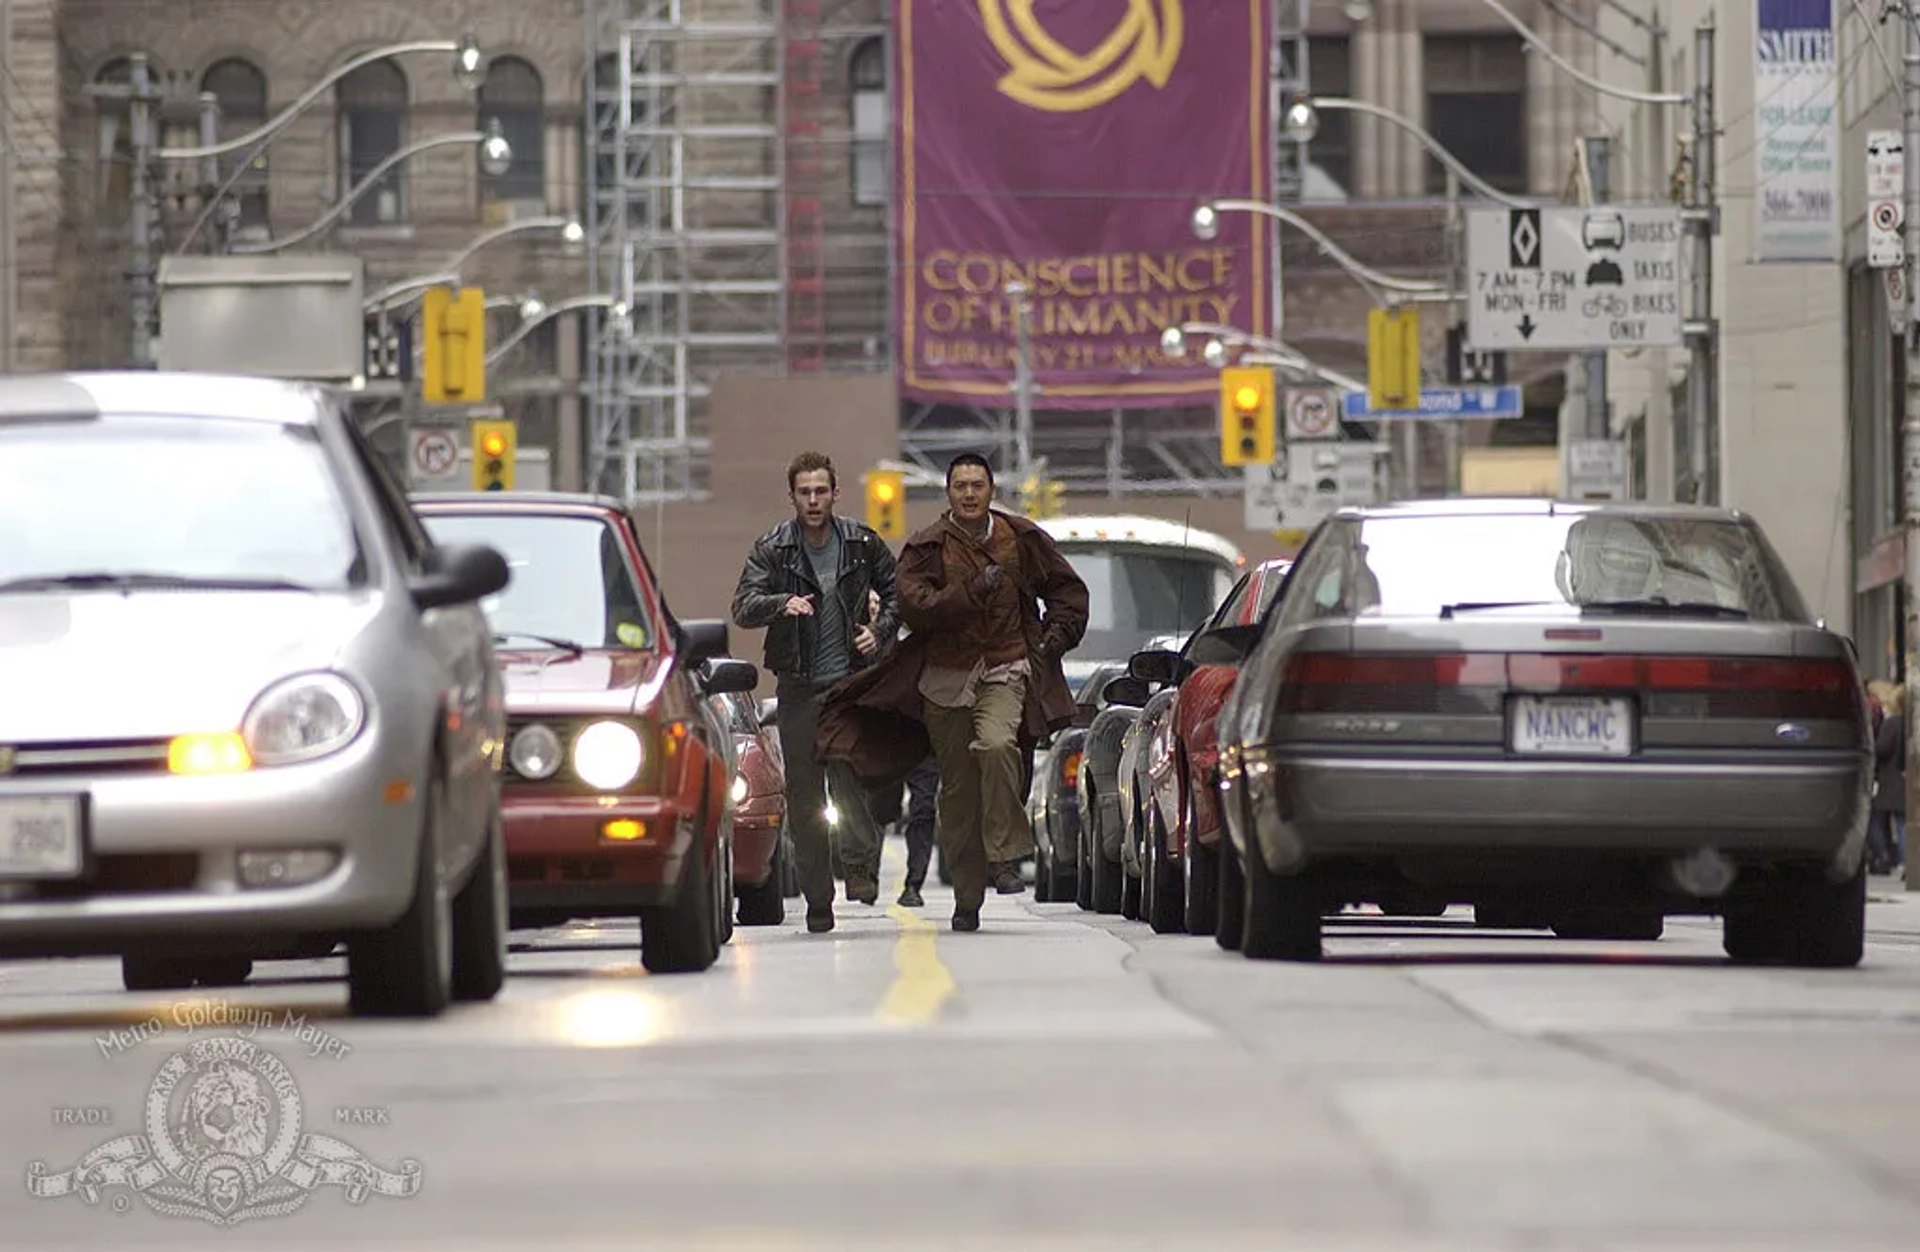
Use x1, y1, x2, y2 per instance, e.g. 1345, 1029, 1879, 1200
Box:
1465, 206, 1685, 352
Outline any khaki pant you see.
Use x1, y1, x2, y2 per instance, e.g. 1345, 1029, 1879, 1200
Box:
924, 677, 1033, 910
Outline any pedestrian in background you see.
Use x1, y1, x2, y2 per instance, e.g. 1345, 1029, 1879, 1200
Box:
896, 756, 940, 908
1869, 680, 1907, 876
730, 451, 898, 933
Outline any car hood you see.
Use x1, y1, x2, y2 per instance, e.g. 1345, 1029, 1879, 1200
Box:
0, 590, 376, 742
499, 649, 669, 716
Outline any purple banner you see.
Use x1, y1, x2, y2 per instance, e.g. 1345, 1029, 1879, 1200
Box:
893, 0, 1273, 410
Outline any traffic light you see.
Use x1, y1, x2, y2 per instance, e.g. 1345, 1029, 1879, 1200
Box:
471, 419, 516, 492
1367, 306, 1421, 411
422, 285, 488, 404
364, 315, 412, 382
1018, 473, 1066, 519
865, 469, 905, 538
1218, 366, 1276, 466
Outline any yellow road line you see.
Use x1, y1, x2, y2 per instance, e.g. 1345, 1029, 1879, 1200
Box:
873, 841, 957, 1025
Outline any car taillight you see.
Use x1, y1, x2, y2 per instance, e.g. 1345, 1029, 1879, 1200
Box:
1274, 653, 1504, 715
1061, 750, 1083, 786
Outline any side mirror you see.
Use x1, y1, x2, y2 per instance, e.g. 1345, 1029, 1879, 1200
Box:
1128, 648, 1182, 686
412, 543, 510, 611
1189, 622, 1262, 666
700, 658, 760, 696
680, 619, 730, 667
1102, 675, 1151, 708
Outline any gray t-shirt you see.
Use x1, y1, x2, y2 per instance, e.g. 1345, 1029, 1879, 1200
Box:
804, 528, 851, 684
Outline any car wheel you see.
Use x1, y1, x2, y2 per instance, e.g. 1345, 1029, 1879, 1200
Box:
1215, 835, 1244, 951
737, 837, 788, 927
1724, 862, 1866, 968
1119, 800, 1144, 921
348, 775, 454, 1018
449, 800, 508, 1003
1145, 808, 1183, 934
1088, 788, 1123, 915
715, 829, 736, 948
640, 836, 720, 974
1241, 842, 1321, 962
1185, 790, 1219, 937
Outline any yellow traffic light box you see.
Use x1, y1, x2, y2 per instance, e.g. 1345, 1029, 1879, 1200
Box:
1367, 306, 1421, 411
422, 285, 488, 404
865, 469, 905, 539
1218, 366, 1276, 467
471, 419, 516, 492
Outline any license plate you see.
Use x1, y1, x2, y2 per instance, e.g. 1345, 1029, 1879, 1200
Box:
0, 796, 85, 879
1509, 696, 1635, 758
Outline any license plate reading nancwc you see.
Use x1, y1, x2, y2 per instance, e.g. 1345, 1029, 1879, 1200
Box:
0, 796, 84, 878
1509, 695, 1634, 758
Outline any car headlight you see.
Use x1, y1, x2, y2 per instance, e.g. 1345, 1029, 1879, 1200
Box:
241, 672, 365, 765
510, 724, 563, 780
573, 720, 643, 790
730, 774, 749, 805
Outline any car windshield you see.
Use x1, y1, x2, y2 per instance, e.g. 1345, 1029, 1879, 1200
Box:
1058, 545, 1233, 658
1308, 512, 1808, 622
0, 414, 363, 591
420, 512, 656, 649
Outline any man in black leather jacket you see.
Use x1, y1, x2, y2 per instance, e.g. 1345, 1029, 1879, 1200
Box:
731, 451, 900, 932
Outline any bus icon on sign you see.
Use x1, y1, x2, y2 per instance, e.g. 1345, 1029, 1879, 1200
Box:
1582, 211, 1625, 251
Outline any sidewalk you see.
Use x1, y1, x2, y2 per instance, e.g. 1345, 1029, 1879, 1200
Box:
1867, 871, 1920, 937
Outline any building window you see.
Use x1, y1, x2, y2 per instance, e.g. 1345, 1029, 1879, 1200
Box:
94, 58, 134, 209
849, 38, 886, 207
1305, 37, 1351, 198
480, 56, 545, 220
585, 52, 647, 227
202, 58, 269, 231
1424, 34, 1527, 196
337, 59, 408, 225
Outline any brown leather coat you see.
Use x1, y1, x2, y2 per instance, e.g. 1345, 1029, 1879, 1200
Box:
815, 508, 1091, 790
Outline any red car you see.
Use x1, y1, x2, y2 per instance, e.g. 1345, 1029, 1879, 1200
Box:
708, 688, 789, 925
413, 492, 756, 974
1131, 557, 1291, 936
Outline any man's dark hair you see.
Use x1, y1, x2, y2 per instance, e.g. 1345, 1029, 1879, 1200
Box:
786, 451, 837, 492
946, 453, 994, 486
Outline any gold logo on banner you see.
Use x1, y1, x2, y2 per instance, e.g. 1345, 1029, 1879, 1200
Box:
978, 0, 1183, 113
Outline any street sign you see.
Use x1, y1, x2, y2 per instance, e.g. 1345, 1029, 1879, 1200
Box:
1466, 205, 1684, 351
1446, 324, 1506, 385
1242, 444, 1383, 533
410, 428, 458, 481
1566, 438, 1629, 501
1341, 385, 1524, 422
1868, 131, 1905, 269
1283, 387, 1340, 440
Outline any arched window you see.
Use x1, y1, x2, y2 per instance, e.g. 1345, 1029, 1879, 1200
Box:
94, 59, 133, 208
584, 53, 646, 227
336, 58, 408, 225
849, 39, 886, 206
479, 56, 545, 216
202, 58, 269, 230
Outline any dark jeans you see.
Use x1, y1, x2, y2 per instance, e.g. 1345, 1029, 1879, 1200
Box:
903, 756, 939, 890
775, 678, 882, 910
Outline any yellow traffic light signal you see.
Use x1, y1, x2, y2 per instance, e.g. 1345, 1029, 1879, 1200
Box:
865, 469, 905, 539
471, 419, 516, 492
1367, 306, 1421, 411
1218, 366, 1276, 466
422, 285, 488, 404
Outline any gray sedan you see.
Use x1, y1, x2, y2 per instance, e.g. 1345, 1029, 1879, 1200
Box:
0, 372, 512, 1016
1217, 499, 1872, 967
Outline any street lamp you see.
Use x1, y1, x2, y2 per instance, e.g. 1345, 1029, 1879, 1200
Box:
1161, 324, 1364, 393
361, 218, 585, 315
487, 293, 630, 367
1281, 95, 1318, 145
1190, 200, 1448, 300
1004, 280, 1036, 478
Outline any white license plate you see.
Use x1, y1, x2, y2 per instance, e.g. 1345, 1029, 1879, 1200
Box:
1509, 696, 1635, 758
0, 796, 85, 879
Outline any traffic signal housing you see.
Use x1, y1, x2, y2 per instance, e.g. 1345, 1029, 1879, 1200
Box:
865, 469, 905, 539
1367, 306, 1421, 411
422, 285, 488, 404
1219, 366, 1276, 467
471, 419, 516, 492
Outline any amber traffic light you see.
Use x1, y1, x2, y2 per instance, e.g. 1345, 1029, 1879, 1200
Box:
865, 469, 905, 538
1219, 366, 1276, 466
471, 419, 516, 491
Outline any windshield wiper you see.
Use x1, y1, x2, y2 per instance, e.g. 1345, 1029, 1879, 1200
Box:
492, 631, 586, 656
0, 572, 316, 594
1438, 600, 1561, 619
1580, 598, 1751, 619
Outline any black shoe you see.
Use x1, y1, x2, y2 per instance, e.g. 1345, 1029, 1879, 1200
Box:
952, 908, 981, 932
991, 863, 1026, 895
846, 878, 879, 906
897, 885, 925, 908
806, 908, 835, 933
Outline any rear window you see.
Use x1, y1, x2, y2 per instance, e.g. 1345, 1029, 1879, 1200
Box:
1281, 512, 1809, 623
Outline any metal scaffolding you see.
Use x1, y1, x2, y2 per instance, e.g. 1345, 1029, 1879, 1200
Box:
585, 0, 785, 502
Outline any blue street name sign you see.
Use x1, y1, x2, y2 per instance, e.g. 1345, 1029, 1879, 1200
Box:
1342, 385, 1525, 421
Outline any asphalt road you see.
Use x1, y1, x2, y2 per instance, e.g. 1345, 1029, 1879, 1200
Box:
1, 851, 1917, 1251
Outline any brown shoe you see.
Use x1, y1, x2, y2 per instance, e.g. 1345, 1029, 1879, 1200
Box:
846, 878, 878, 905
990, 862, 1025, 895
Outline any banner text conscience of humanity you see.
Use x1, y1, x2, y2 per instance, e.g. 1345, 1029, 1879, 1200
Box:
916, 247, 1244, 370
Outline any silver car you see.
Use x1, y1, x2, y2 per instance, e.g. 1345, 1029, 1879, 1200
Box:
0, 372, 512, 1017
1217, 499, 1873, 967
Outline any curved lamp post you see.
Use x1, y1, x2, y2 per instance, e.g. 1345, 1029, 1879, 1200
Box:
1190, 199, 1446, 302
172, 35, 487, 255
1160, 324, 1365, 394
360, 219, 583, 314
232, 123, 512, 256
487, 294, 629, 368
1283, 96, 1532, 208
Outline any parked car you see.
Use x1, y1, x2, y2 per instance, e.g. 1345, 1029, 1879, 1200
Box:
1078, 632, 1189, 914
413, 492, 755, 975
1112, 620, 1211, 923
1216, 499, 1873, 966
1127, 558, 1292, 937
0, 372, 511, 1017
709, 686, 789, 925
1030, 662, 1128, 902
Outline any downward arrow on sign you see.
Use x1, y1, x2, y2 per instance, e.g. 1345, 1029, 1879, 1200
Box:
1516, 315, 1537, 341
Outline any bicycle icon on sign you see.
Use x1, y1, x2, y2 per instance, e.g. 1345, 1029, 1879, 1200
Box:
1581, 292, 1628, 320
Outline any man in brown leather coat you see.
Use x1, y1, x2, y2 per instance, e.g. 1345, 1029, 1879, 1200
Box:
815, 453, 1089, 931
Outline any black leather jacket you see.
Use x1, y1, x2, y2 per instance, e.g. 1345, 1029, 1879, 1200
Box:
730, 515, 900, 683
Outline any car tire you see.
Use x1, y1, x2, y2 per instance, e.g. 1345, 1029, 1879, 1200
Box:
715, 827, 736, 948
1724, 862, 1866, 969
641, 836, 720, 974
1087, 788, 1123, 914
348, 776, 454, 1018
1185, 805, 1219, 939
449, 800, 508, 1003
737, 838, 788, 927
1241, 843, 1322, 962
1145, 808, 1184, 934
1215, 838, 1244, 951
